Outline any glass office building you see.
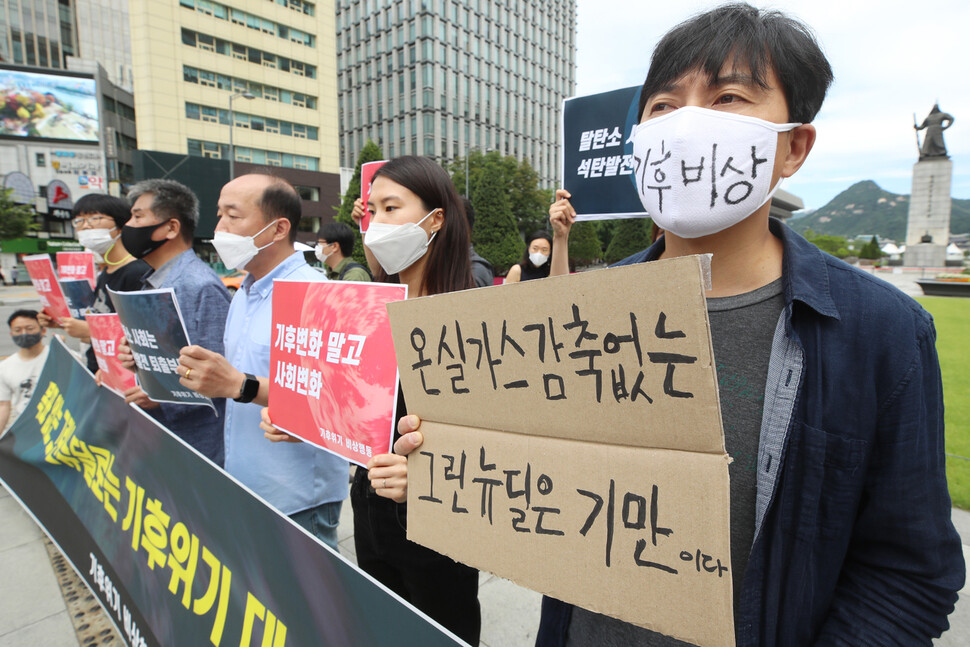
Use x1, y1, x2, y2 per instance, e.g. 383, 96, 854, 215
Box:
336, 0, 576, 186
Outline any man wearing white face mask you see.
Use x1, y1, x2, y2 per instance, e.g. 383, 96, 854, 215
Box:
388, 4, 963, 646
38, 193, 149, 373
176, 174, 348, 550
315, 221, 372, 282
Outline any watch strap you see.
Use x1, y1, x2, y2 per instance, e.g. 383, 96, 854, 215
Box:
234, 373, 260, 403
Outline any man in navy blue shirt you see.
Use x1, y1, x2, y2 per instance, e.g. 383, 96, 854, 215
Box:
387, 3, 966, 645
119, 179, 230, 466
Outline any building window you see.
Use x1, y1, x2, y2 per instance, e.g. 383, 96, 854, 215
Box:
295, 185, 320, 201
201, 142, 222, 159
35, 153, 46, 167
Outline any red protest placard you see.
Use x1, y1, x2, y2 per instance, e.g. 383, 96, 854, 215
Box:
269, 280, 407, 467
22, 254, 71, 321
85, 313, 137, 395
359, 160, 388, 233
56, 251, 97, 289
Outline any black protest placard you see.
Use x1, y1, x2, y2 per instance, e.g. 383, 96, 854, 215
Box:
61, 278, 95, 319
108, 287, 212, 408
561, 85, 647, 220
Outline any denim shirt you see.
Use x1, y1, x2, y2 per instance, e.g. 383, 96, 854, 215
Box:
537, 219, 965, 646
142, 249, 230, 466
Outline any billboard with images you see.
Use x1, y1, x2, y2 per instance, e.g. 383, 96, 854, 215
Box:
0, 65, 99, 143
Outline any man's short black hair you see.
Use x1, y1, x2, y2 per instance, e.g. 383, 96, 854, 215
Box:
255, 176, 302, 243
8, 309, 39, 327
73, 193, 132, 228
638, 2, 833, 124
316, 222, 355, 257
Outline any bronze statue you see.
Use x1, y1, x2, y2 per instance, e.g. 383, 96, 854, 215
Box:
914, 104, 954, 159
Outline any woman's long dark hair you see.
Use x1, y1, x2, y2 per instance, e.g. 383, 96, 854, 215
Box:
518, 230, 553, 269
371, 156, 474, 295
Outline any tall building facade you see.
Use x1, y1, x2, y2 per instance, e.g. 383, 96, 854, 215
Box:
128, 0, 339, 176
74, 0, 133, 90
0, 0, 77, 68
336, 0, 576, 186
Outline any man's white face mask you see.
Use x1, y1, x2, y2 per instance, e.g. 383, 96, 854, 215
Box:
211, 219, 280, 270
630, 106, 800, 238
315, 242, 334, 264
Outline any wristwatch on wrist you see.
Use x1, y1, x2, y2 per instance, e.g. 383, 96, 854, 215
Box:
234, 373, 260, 403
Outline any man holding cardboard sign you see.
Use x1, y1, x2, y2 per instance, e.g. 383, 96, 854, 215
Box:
379, 3, 965, 646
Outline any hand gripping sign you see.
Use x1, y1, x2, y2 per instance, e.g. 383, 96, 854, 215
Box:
269, 280, 407, 466
387, 255, 735, 647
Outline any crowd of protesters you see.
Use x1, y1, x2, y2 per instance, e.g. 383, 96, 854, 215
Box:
2, 3, 965, 645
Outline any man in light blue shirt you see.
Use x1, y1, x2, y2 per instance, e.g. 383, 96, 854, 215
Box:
175, 174, 348, 549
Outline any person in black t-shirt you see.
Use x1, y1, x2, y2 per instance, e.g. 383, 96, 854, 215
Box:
38, 194, 149, 372
504, 230, 552, 283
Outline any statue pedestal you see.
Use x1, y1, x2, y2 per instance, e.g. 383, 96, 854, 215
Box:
904, 159, 952, 268
905, 243, 947, 268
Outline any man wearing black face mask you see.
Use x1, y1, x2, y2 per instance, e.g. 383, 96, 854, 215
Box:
0, 309, 50, 431
116, 179, 231, 466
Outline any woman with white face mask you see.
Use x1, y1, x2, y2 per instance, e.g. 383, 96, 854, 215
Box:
504, 229, 553, 283
38, 193, 150, 372
264, 156, 481, 643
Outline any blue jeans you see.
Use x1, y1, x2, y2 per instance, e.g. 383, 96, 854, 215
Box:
289, 500, 342, 552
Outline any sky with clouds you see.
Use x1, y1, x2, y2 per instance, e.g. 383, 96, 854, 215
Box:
574, 0, 969, 211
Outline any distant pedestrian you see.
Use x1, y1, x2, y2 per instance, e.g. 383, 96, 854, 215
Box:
315, 222, 372, 282
10, 266, 18, 285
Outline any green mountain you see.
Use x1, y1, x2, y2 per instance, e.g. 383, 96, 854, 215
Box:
788, 180, 970, 241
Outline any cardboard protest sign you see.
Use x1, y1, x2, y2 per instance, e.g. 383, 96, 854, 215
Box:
387, 256, 734, 647
86, 312, 137, 395
22, 253, 72, 321
61, 278, 96, 319
269, 280, 407, 467
56, 250, 97, 289
561, 85, 647, 221
108, 288, 214, 409
359, 160, 388, 232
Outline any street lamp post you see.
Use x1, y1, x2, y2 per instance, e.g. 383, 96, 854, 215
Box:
228, 91, 255, 179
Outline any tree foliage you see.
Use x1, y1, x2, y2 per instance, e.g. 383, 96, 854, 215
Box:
568, 221, 602, 269
804, 231, 853, 259
471, 159, 522, 275
858, 235, 884, 260
334, 140, 384, 265
446, 150, 550, 238
604, 217, 654, 264
0, 188, 39, 239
